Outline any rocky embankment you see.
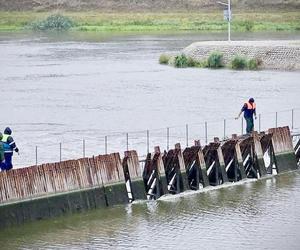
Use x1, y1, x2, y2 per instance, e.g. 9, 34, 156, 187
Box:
183, 40, 300, 71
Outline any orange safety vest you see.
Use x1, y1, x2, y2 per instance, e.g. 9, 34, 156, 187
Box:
246, 102, 256, 110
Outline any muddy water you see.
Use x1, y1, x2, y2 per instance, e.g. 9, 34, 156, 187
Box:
0, 170, 300, 249
0, 31, 300, 167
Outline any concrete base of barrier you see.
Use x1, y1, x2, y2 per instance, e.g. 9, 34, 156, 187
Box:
0, 185, 117, 228
104, 182, 128, 206
180, 171, 190, 191
131, 178, 147, 200
275, 152, 298, 173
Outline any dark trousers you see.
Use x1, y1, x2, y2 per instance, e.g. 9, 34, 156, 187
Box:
245, 117, 254, 134
0, 153, 13, 171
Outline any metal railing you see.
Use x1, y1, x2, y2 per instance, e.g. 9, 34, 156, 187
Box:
23, 108, 300, 167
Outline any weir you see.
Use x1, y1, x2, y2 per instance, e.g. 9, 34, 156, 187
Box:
0, 126, 298, 228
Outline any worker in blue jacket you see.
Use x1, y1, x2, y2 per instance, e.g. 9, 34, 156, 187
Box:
1, 127, 19, 171
0, 132, 5, 170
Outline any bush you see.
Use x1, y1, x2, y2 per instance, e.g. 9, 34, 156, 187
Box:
30, 14, 74, 31
247, 58, 258, 70
174, 54, 189, 68
206, 51, 224, 68
244, 20, 254, 31
187, 57, 200, 67
231, 55, 247, 70
159, 54, 170, 64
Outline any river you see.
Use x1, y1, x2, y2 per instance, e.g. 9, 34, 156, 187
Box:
0, 31, 300, 167
0, 170, 299, 249
0, 31, 300, 249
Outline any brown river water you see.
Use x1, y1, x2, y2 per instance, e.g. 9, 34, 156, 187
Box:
0, 31, 300, 249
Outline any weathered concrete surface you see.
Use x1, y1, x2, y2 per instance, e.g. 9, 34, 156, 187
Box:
183, 40, 300, 71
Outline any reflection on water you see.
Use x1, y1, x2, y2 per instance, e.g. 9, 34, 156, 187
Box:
1, 171, 299, 249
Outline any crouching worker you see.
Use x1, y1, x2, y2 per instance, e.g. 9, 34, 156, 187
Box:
1, 127, 19, 171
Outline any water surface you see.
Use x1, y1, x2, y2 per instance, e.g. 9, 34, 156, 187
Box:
0, 170, 299, 249
0, 31, 299, 167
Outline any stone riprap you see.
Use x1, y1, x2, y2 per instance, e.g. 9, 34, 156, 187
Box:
183, 40, 300, 71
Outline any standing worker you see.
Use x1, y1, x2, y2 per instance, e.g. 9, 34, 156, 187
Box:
235, 98, 257, 134
0, 132, 5, 171
1, 127, 19, 171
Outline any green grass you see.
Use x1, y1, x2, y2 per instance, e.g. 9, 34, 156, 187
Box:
231, 55, 248, 70
159, 54, 170, 64
207, 51, 224, 68
0, 11, 299, 32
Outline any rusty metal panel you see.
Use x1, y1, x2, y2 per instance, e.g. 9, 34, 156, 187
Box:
269, 127, 294, 155
269, 126, 298, 172
175, 143, 186, 173
112, 153, 124, 181
124, 150, 141, 179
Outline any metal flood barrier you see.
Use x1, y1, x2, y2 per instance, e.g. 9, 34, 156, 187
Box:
0, 126, 299, 227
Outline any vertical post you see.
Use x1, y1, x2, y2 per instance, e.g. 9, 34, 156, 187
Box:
167, 127, 170, 151
105, 136, 108, 154
35, 146, 38, 166
223, 119, 226, 139
276, 112, 278, 128
228, 0, 231, 42
205, 122, 208, 144
126, 133, 129, 151
186, 124, 189, 147
83, 139, 85, 158
59, 142, 62, 162
241, 118, 244, 135
292, 109, 294, 130
259, 114, 261, 132
147, 130, 149, 154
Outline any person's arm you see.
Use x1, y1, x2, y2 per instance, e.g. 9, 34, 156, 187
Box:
7, 136, 18, 152
235, 110, 243, 119
254, 108, 257, 119
235, 104, 246, 120
0, 144, 4, 162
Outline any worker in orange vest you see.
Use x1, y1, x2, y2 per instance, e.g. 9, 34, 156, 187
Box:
235, 98, 257, 134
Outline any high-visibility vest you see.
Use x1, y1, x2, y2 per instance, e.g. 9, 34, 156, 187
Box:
1, 134, 13, 153
246, 102, 256, 110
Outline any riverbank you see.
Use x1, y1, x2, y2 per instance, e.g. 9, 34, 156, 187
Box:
0, 11, 299, 32
179, 40, 300, 71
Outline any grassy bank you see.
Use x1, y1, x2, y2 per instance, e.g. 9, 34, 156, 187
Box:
0, 11, 299, 32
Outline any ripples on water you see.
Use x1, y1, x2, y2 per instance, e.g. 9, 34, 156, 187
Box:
0, 171, 299, 249
0, 32, 300, 167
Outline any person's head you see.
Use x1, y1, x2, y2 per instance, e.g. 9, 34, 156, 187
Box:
0, 132, 2, 140
249, 98, 255, 103
4, 127, 12, 135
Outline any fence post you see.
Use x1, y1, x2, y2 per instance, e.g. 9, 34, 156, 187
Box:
223, 119, 226, 139
276, 112, 278, 128
259, 114, 261, 132
105, 136, 108, 154
83, 139, 85, 158
147, 130, 150, 154
59, 142, 62, 162
35, 146, 38, 166
186, 124, 189, 147
205, 122, 208, 144
167, 127, 170, 151
126, 133, 129, 151
292, 109, 294, 130
241, 118, 244, 135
